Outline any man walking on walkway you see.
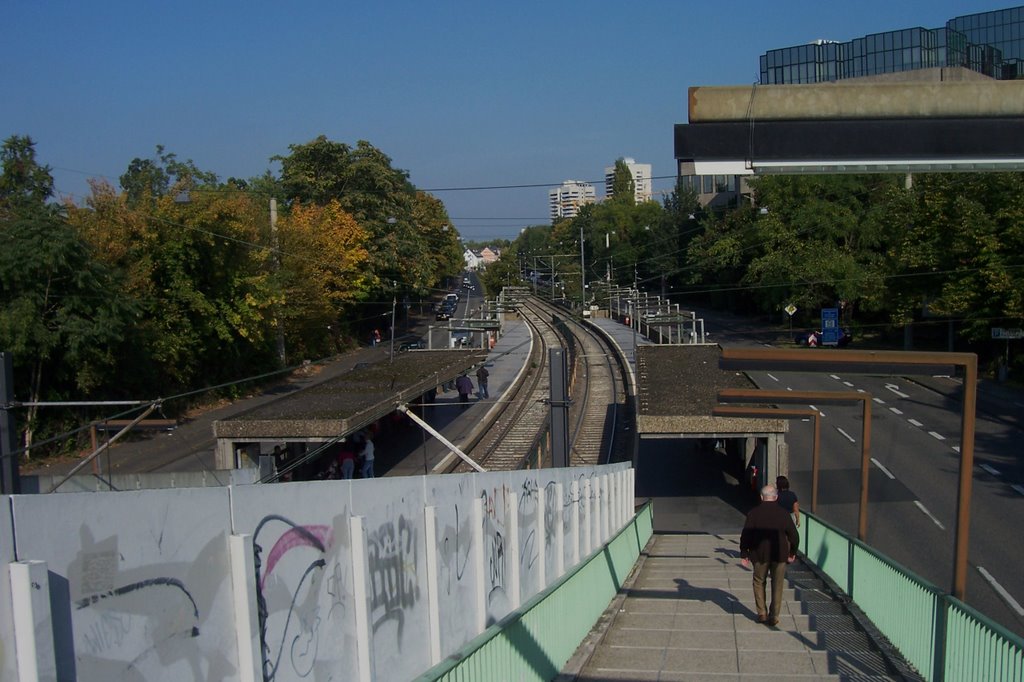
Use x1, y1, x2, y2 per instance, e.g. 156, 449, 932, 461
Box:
740, 483, 799, 626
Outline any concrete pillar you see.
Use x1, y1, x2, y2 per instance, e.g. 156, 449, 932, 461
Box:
423, 507, 442, 665
10, 560, 56, 682
349, 516, 372, 682
229, 534, 261, 682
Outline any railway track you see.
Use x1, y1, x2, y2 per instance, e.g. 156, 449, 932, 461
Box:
452, 295, 629, 472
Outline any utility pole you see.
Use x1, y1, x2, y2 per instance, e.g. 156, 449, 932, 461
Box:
579, 224, 586, 311
390, 282, 397, 363
1, 352, 20, 494
270, 198, 286, 367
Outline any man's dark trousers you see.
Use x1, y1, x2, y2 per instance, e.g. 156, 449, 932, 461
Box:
752, 560, 787, 622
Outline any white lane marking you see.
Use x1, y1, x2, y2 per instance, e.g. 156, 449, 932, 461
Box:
836, 427, 856, 443
980, 464, 1001, 476
977, 567, 1024, 617
1013, 485, 1024, 496
856, 388, 866, 394
873, 397, 885, 404
1015, 401, 1024, 408
953, 446, 961, 453
767, 373, 779, 382
914, 501, 946, 530
871, 458, 896, 480
830, 374, 841, 381
809, 405, 825, 417
908, 419, 924, 427
889, 407, 904, 415
843, 381, 855, 387
786, 386, 793, 391
885, 383, 910, 399
929, 431, 946, 441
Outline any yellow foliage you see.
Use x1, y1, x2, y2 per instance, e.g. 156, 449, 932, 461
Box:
279, 200, 373, 307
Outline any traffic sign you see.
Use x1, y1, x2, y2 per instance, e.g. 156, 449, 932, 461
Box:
992, 327, 1024, 339
784, 303, 797, 317
820, 308, 840, 346
451, 319, 501, 330
643, 315, 691, 325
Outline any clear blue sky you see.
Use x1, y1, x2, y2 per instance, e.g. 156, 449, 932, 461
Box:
2, 1, 1004, 241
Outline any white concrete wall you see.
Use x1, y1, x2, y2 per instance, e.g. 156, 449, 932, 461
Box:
0, 462, 633, 681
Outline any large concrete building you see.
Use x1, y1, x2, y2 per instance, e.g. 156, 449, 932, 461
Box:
679, 5, 1024, 208
548, 180, 596, 222
604, 157, 653, 203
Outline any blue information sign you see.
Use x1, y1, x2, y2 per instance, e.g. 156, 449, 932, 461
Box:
820, 308, 840, 346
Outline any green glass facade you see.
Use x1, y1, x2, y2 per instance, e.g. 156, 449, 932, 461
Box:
759, 6, 1023, 83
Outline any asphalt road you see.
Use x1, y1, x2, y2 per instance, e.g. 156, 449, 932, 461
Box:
692, 303, 1024, 638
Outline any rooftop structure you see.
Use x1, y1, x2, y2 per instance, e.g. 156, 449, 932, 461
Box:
760, 5, 1023, 84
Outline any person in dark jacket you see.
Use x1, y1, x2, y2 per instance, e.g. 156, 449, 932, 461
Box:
740, 483, 800, 626
775, 475, 800, 528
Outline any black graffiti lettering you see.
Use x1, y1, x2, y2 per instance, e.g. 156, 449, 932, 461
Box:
367, 516, 421, 645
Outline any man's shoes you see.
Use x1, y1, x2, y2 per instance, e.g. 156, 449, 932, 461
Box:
767, 618, 779, 627
756, 614, 768, 623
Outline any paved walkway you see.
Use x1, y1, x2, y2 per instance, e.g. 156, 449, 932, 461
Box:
566, 532, 907, 681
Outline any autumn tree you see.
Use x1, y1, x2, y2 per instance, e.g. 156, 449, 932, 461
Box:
277, 200, 372, 356
274, 135, 461, 309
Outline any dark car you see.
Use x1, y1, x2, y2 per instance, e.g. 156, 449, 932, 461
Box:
399, 339, 425, 352
436, 301, 456, 320
794, 328, 852, 347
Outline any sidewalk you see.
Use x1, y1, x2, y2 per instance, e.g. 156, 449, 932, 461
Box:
565, 532, 910, 681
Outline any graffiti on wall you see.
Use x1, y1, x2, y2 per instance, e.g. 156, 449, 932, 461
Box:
64, 520, 236, 681
365, 514, 420, 646
432, 480, 477, 653
253, 514, 344, 681
480, 487, 510, 624
517, 479, 539, 576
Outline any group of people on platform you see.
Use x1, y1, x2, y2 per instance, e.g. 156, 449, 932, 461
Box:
272, 429, 377, 482
439, 364, 490, 406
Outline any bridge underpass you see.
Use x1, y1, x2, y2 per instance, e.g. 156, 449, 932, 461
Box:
632, 344, 789, 532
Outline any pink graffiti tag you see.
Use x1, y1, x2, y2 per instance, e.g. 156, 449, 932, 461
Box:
260, 525, 333, 590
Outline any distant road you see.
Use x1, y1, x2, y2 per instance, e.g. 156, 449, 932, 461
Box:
693, 302, 1024, 638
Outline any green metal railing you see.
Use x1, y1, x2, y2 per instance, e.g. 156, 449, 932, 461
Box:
415, 502, 654, 682
802, 512, 1024, 682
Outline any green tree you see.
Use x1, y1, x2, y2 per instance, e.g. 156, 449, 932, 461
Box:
0, 135, 54, 219
608, 158, 636, 206
120, 145, 219, 207
70, 174, 278, 393
0, 212, 135, 456
886, 173, 1024, 344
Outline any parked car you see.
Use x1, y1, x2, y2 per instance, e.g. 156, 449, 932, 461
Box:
399, 339, 425, 352
794, 328, 852, 347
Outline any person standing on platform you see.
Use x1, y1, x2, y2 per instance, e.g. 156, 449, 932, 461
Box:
740, 483, 799, 627
339, 443, 356, 480
455, 372, 474, 407
360, 435, 375, 478
775, 475, 800, 528
475, 365, 490, 400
